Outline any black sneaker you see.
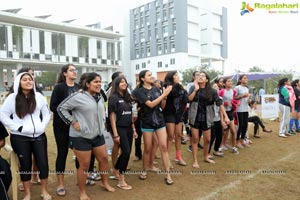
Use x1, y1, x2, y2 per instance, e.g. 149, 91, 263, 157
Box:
181, 138, 187, 145
288, 130, 296, 135
187, 145, 192, 152
296, 129, 300, 133
198, 143, 203, 150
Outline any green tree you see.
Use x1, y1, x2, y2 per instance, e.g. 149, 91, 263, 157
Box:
180, 66, 222, 86
35, 71, 57, 88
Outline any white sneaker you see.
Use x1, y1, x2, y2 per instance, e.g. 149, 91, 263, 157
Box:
279, 134, 287, 138
232, 147, 239, 154
220, 145, 228, 151
285, 132, 292, 136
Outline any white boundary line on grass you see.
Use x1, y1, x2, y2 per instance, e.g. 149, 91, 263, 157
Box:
198, 152, 296, 200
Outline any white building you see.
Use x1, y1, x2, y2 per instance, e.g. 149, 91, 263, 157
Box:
125, 0, 228, 81
0, 9, 123, 88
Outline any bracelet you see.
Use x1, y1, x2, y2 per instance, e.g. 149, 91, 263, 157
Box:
113, 135, 119, 138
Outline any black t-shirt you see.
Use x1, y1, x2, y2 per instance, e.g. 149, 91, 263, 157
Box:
135, 86, 164, 127
0, 121, 8, 140
294, 87, 300, 110
108, 94, 133, 127
163, 84, 188, 116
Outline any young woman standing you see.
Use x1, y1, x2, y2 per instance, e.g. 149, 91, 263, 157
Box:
1, 72, 51, 200
108, 76, 138, 190
163, 71, 188, 166
50, 64, 79, 196
135, 70, 174, 185
219, 78, 239, 154
234, 75, 250, 147
289, 79, 300, 133
188, 72, 228, 167
58, 72, 115, 200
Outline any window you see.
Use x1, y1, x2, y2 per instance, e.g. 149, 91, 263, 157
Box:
158, 61, 162, 68
171, 42, 175, 52
164, 43, 168, 53
135, 49, 139, 58
142, 62, 146, 68
136, 64, 140, 70
163, 10, 167, 20
155, 28, 158, 38
97, 40, 102, 58
165, 64, 168, 68
39, 31, 45, 54
169, 7, 174, 17
146, 46, 151, 56
148, 30, 151, 40
163, 26, 168, 34
156, 12, 160, 22
52, 33, 59, 55
170, 58, 175, 65
145, 16, 150, 25
172, 23, 176, 34
134, 19, 139, 28
0, 25, 7, 50
157, 44, 162, 54
59, 34, 65, 56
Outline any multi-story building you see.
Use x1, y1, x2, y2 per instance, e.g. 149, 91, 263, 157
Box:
128, 0, 228, 81
0, 9, 123, 89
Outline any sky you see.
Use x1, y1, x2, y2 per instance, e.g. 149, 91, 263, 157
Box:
1, 0, 300, 75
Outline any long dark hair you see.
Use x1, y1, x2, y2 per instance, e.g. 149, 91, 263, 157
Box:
138, 70, 149, 88
237, 74, 247, 86
291, 79, 299, 88
164, 70, 184, 90
16, 73, 36, 118
199, 71, 212, 100
110, 76, 132, 103
82, 72, 101, 91
79, 72, 89, 89
57, 64, 75, 83
278, 78, 288, 88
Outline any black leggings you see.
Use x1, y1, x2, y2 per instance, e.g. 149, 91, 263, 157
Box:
209, 121, 223, 153
248, 116, 265, 135
10, 134, 49, 181
115, 127, 133, 174
236, 112, 249, 140
134, 118, 142, 159
53, 126, 69, 174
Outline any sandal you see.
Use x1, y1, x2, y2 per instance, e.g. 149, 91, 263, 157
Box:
117, 184, 133, 190
139, 173, 147, 180
204, 159, 216, 164
56, 188, 66, 196
40, 194, 52, 200
164, 178, 174, 185
88, 172, 101, 181
263, 128, 272, 133
18, 183, 25, 191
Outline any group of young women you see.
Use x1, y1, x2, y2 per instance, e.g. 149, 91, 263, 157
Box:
3, 63, 299, 200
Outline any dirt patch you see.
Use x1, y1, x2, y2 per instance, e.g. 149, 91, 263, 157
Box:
5, 120, 300, 200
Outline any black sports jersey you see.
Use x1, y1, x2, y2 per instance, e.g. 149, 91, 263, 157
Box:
108, 94, 133, 127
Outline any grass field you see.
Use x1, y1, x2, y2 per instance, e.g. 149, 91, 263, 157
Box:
4, 119, 300, 200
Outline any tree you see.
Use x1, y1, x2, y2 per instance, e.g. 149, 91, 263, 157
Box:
35, 71, 57, 88
180, 66, 222, 86
247, 66, 265, 93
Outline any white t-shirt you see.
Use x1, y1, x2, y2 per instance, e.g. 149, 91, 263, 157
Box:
235, 85, 249, 112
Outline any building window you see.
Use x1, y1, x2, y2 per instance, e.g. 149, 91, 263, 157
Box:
39, 30, 45, 54
157, 44, 162, 55
52, 33, 59, 55
165, 64, 168, 68
155, 28, 158, 38
148, 30, 151, 41
162, 25, 168, 35
0, 25, 7, 50
158, 61, 162, 68
146, 46, 150, 56
164, 43, 168, 53
142, 62, 146, 68
59, 34, 65, 56
97, 40, 102, 59
156, 12, 160, 22
172, 22, 176, 35
135, 49, 139, 58
163, 10, 167, 20
134, 19, 139, 28
136, 64, 140, 70
171, 42, 175, 52
170, 58, 175, 65
169, 7, 174, 17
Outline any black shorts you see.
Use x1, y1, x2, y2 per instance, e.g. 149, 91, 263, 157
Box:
69, 135, 105, 151
190, 121, 210, 131
226, 111, 234, 121
164, 114, 183, 124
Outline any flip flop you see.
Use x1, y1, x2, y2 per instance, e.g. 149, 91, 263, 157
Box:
139, 173, 147, 180
117, 184, 133, 190
56, 188, 66, 196
164, 178, 174, 185
109, 175, 119, 180
18, 183, 24, 191
204, 159, 216, 164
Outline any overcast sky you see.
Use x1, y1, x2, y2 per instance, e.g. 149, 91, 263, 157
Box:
1, 0, 300, 75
